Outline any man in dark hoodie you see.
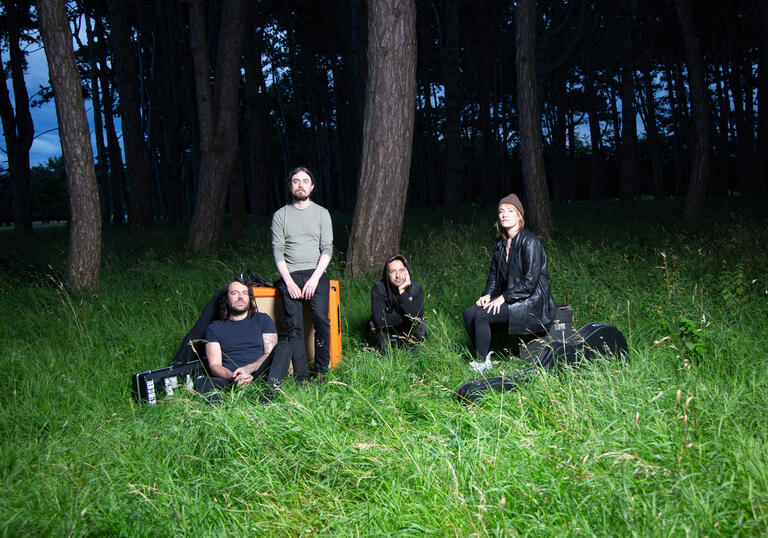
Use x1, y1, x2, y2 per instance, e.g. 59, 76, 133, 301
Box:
369, 254, 426, 351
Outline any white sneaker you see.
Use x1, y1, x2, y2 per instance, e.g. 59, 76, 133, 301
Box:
469, 351, 498, 373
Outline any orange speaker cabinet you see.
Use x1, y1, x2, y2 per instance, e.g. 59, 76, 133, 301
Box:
251, 280, 342, 368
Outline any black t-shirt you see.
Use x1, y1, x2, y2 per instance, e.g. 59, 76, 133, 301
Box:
205, 313, 277, 371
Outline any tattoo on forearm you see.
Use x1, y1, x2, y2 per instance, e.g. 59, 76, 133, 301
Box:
263, 333, 277, 354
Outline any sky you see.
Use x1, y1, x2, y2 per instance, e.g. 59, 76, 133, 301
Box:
1, 29, 105, 170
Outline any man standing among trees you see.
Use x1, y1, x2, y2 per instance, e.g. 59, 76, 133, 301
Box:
271, 167, 333, 381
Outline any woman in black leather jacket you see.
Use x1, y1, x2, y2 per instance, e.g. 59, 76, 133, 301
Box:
463, 194, 556, 360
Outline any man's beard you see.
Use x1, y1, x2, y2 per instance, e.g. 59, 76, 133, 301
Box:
292, 191, 310, 202
228, 304, 249, 316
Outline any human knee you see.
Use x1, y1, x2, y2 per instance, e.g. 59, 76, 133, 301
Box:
463, 306, 477, 326
285, 325, 303, 340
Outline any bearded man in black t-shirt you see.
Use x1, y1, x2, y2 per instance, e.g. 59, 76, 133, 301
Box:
194, 278, 293, 401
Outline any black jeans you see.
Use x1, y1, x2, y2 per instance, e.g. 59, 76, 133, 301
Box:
275, 270, 331, 374
194, 340, 293, 397
463, 304, 509, 360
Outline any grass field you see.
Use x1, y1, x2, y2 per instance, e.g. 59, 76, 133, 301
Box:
1, 198, 767, 536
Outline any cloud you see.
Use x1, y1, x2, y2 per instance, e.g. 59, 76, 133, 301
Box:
30, 135, 62, 165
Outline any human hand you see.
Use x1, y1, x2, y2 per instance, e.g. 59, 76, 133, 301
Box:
232, 369, 253, 387
475, 294, 491, 307
286, 280, 302, 299
232, 366, 254, 386
484, 295, 506, 315
398, 271, 411, 294
302, 275, 320, 299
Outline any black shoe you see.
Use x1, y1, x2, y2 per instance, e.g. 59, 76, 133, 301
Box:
295, 376, 310, 388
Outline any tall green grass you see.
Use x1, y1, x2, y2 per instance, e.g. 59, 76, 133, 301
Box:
1, 199, 767, 536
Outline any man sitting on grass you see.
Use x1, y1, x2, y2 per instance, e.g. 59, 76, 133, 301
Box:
194, 278, 293, 403
368, 254, 426, 352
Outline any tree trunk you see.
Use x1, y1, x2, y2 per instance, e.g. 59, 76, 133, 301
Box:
244, 15, 271, 224
155, 0, 184, 224
186, 0, 248, 253
336, 0, 367, 213
665, 59, 688, 197
440, 0, 462, 214
346, 0, 416, 276
515, 0, 553, 238
229, 151, 247, 235
757, 0, 768, 198
37, 0, 101, 292
0, 1, 34, 235
100, 65, 125, 227
551, 70, 568, 202
584, 70, 605, 201
641, 67, 665, 199
673, 0, 713, 219
82, 6, 110, 225
106, 0, 153, 229
618, 0, 637, 201
476, 64, 497, 206
713, 66, 731, 195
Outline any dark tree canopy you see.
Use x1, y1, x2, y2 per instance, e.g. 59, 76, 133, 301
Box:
1, 0, 763, 245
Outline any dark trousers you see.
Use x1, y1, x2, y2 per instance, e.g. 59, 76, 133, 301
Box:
194, 340, 293, 396
463, 304, 509, 360
275, 270, 331, 375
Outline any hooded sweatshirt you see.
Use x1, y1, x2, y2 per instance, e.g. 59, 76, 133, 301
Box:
370, 255, 425, 333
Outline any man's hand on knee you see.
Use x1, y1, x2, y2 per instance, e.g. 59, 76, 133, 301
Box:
302, 275, 320, 299
286, 280, 303, 299
232, 367, 254, 386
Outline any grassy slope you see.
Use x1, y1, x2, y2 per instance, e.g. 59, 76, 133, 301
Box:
1, 199, 767, 536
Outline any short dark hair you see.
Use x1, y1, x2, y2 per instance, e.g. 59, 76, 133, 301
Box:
218, 278, 257, 320
287, 166, 315, 185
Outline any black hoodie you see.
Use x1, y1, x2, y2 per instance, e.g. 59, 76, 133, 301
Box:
370, 254, 425, 333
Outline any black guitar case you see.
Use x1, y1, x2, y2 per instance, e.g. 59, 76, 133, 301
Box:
456, 322, 629, 403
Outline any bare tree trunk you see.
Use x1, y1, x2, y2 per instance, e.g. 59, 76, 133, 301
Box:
641, 67, 665, 198
244, 14, 271, 224
229, 151, 247, 235
336, 0, 367, 213
440, 0, 463, 214
713, 66, 731, 195
346, 0, 416, 276
154, 0, 184, 225
757, 0, 768, 198
665, 59, 688, 197
618, 0, 637, 201
515, 0, 553, 238
551, 70, 568, 202
82, 6, 109, 225
106, 0, 152, 230
0, 2, 34, 235
673, 0, 713, 219
100, 68, 125, 227
186, 0, 248, 253
584, 70, 605, 201
37, 0, 101, 292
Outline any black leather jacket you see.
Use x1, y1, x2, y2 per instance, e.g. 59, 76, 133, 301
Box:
483, 228, 557, 335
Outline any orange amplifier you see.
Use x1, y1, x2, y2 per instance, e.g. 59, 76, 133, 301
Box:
251, 280, 342, 368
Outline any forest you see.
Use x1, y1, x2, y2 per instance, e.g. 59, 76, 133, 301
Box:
1, 0, 765, 285
2, 2, 768, 534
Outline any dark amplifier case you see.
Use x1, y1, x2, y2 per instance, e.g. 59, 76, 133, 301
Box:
131, 359, 205, 404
